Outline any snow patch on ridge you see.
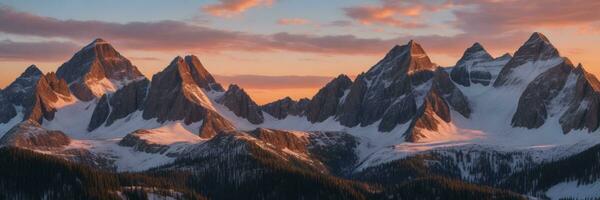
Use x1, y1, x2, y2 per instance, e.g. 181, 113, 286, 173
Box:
546, 180, 600, 200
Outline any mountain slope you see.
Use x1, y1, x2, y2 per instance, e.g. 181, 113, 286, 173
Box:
56, 38, 145, 101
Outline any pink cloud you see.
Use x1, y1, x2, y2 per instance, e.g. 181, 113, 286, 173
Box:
344, 6, 425, 28
451, 0, 600, 34
343, 0, 452, 28
277, 18, 310, 25
202, 0, 274, 17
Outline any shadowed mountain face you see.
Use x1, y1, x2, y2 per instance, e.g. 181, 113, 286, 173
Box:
336, 41, 438, 129
143, 56, 234, 138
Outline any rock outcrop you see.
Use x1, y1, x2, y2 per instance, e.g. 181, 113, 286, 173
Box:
56, 38, 145, 101
143, 56, 234, 138
88, 79, 149, 131
0, 65, 44, 123
261, 97, 309, 119
432, 68, 471, 118
218, 84, 263, 124
0, 93, 16, 123
494, 32, 561, 87
559, 65, 600, 133
25, 73, 72, 123
512, 59, 574, 129
0, 120, 70, 149
404, 89, 451, 142
450, 43, 494, 87
306, 74, 352, 123
248, 128, 309, 153
118, 130, 171, 154
2, 65, 43, 108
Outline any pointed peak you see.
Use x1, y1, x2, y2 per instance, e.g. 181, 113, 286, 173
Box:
92, 38, 108, 44
282, 96, 293, 101
407, 40, 426, 54
498, 53, 512, 59
470, 42, 485, 51
525, 32, 551, 45
407, 39, 416, 46
83, 38, 111, 49
456, 42, 493, 65
334, 74, 351, 81
227, 84, 242, 91
184, 54, 200, 62
21, 64, 43, 77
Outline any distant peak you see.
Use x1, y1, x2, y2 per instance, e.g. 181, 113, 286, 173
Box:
407, 40, 428, 56
334, 74, 351, 81
184, 54, 200, 61
93, 38, 108, 43
525, 32, 551, 45
227, 84, 242, 91
456, 42, 493, 65
84, 38, 110, 48
470, 42, 485, 51
21, 64, 43, 77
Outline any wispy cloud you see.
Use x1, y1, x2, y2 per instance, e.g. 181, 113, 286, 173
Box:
343, 0, 451, 28
202, 0, 274, 17
277, 18, 310, 25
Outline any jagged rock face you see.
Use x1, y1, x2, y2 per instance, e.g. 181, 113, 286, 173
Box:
307, 131, 358, 176
143, 56, 234, 138
218, 84, 263, 124
26, 73, 72, 123
2, 65, 43, 108
249, 128, 309, 153
432, 69, 471, 118
337, 41, 437, 129
379, 68, 470, 133
184, 55, 224, 92
56, 38, 145, 101
559, 65, 600, 133
306, 75, 352, 123
494, 32, 561, 87
88, 95, 110, 131
450, 43, 494, 87
468, 53, 512, 86
261, 97, 309, 119
378, 94, 418, 132
88, 79, 149, 131
0, 93, 17, 123
118, 130, 170, 154
512, 60, 574, 129
0, 120, 70, 149
404, 90, 451, 142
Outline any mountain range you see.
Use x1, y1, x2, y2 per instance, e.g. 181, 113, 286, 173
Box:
1, 32, 600, 199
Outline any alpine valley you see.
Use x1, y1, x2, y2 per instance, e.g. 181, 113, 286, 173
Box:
1, 33, 600, 200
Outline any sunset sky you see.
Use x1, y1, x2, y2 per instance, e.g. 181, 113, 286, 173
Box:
1, 0, 600, 104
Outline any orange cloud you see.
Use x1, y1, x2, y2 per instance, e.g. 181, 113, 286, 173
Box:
343, 0, 453, 28
344, 6, 424, 28
202, 0, 274, 17
277, 18, 310, 25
